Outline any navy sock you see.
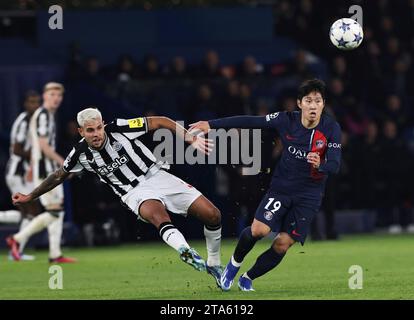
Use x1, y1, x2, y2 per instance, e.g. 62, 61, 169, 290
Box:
233, 227, 261, 264
246, 248, 285, 280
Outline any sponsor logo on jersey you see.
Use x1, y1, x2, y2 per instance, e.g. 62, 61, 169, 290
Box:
287, 145, 309, 159
265, 112, 279, 122
97, 155, 129, 175
127, 117, 144, 129
264, 211, 274, 221
328, 142, 341, 148
112, 141, 123, 152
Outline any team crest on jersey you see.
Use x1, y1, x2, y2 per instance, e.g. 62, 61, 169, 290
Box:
315, 140, 325, 149
264, 211, 274, 221
112, 141, 123, 152
127, 117, 144, 128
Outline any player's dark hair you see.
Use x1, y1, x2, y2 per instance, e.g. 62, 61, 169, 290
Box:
297, 79, 326, 101
24, 90, 40, 100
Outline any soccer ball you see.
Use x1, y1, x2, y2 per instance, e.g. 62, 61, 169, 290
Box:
329, 18, 363, 50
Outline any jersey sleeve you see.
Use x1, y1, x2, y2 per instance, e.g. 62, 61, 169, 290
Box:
208, 112, 288, 132
106, 117, 148, 139
62, 147, 84, 173
318, 122, 342, 174
37, 110, 49, 137
263, 112, 289, 131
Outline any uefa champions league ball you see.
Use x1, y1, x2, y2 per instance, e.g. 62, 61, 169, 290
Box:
329, 18, 363, 50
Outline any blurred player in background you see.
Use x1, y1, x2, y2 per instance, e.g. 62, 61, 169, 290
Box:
6, 82, 77, 263
190, 79, 342, 291
12, 108, 224, 286
0, 91, 42, 260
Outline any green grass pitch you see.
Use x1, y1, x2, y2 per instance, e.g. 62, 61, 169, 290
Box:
1, 234, 414, 299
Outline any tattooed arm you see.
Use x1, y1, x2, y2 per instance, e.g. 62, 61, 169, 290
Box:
12, 167, 69, 205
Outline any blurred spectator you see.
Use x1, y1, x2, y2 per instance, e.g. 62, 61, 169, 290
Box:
220, 80, 242, 117
354, 121, 382, 210
197, 50, 222, 78
184, 84, 218, 122
238, 55, 264, 80
281, 96, 297, 112
81, 56, 106, 89
287, 49, 314, 81
331, 56, 354, 93
382, 37, 402, 75
115, 54, 138, 82
343, 102, 370, 138
142, 54, 161, 79
380, 94, 408, 128
328, 78, 349, 121
378, 16, 395, 47
239, 83, 254, 115
167, 56, 189, 79
377, 120, 412, 232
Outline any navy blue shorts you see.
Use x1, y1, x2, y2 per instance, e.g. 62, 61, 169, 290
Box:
254, 190, 321, 245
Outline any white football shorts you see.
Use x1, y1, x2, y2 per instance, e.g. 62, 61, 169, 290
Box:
122, 170, 202, 222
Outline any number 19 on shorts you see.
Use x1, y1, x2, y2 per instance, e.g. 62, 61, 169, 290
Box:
264, 198, 281, 213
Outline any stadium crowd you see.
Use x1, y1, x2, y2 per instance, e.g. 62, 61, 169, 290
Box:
59, 0, 414, 241
1, 0, 413, 245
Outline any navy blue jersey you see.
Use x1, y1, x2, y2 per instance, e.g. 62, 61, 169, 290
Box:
209, 111, 342, 199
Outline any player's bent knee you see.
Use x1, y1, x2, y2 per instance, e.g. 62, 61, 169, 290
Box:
251, 223, 270, 238
139, 200, 170, 228
273, 233, 295, 254
209, 206, 221, 225
201, 205, 221, 226
273, 243, 290, 254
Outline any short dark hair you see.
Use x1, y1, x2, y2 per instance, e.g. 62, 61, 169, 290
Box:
24, 90, 40, 100
297, 79, 326, 101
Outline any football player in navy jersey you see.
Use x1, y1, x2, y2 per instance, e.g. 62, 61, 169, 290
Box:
189, 79, 342, 291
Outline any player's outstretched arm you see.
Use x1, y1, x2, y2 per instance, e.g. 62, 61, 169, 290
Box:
12, 167, 69, 205
190, 115, 271, 134
146, 116, 213, 155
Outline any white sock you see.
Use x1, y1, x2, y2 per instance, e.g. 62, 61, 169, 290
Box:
204, 225, 222, 266
159, 223, 190, 252
14, 212, 56, 244
47, 211, 64, 259
18, 218, 32, 252
0, 210, 21, 223
231, 255, 242, 268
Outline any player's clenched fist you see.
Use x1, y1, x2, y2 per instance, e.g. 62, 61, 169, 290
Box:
306, 152, 320, 168
12, 192, 32, 205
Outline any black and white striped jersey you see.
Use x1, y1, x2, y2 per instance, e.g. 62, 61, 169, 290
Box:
5, 112, 31, 177
63, 117, 169, 198
29, 106, 59, 179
